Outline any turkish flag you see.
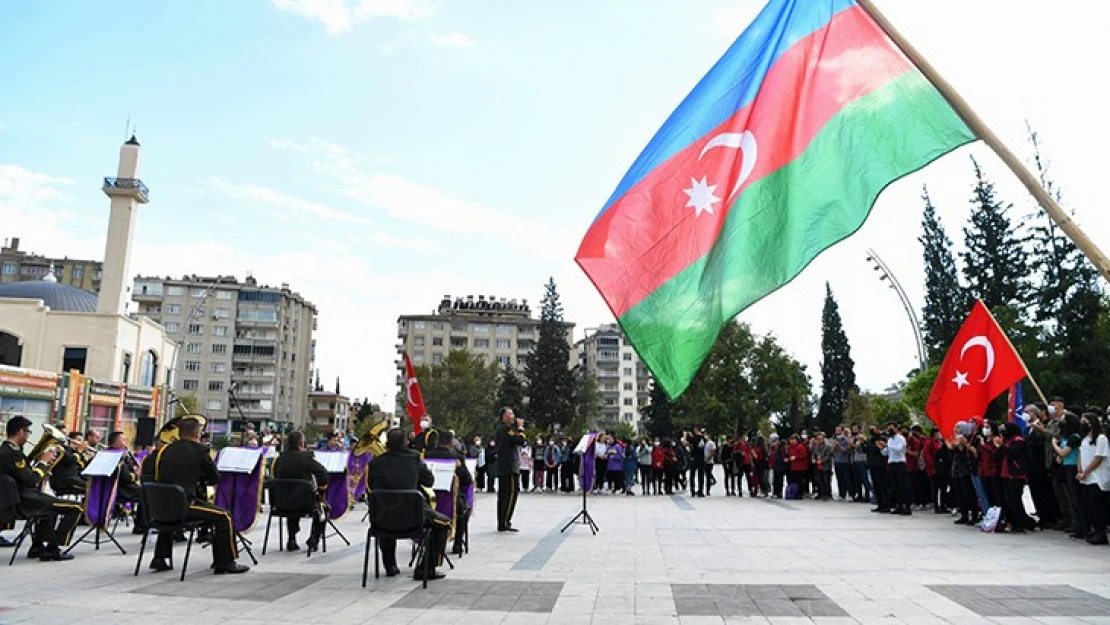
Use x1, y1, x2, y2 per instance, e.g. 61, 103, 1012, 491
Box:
925, 300, 1027, 437
403, 353, 428, 435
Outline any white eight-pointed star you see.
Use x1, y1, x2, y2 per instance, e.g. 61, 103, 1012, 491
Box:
952, 370, 970, 389
683, 176, 720, 217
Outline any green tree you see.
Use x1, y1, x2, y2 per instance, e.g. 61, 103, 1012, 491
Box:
643, 379, 676, 439
961, 157, 1028, 310
871, 395, 912, 427
495, 365, 527, 421
612, 421, 637, 441
524, 278, 575, 432
816, 283, 857, 433
174, 394, 198, 418
413, 349, 500, 440
919, 186, 969, 365
841, 389, 873, 429
567, 367, 601, 438
902, 365, 939, 416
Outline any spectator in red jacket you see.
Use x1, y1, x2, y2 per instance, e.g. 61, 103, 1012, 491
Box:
787, 435, 809, 499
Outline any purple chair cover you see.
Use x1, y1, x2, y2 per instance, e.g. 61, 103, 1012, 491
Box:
214, 448, 265, 533
85, 476, 118, 529
347, 452, 372, 503
326, 472, 349, 519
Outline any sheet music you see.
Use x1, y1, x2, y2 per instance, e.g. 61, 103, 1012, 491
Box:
464, 458, 477, 480
424, 459, 456, 491
315, 451, 350, 473
216, 447, 263, 473
82, 450, 125, 477
574, 432, 598, 455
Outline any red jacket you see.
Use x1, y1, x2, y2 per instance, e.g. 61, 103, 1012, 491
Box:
651, 446, 665, 471
907, 435, 924, 472
789, 442, 809, 472
922, 437, 940, 476
734, 440, 753, 466
978, 439, 1001, 477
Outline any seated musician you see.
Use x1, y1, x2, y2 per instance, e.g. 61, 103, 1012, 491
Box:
107, 431, 145, 533
48, 432, 88, 495
409, 416, 434, 452
0, 417, 82, 561
148, 417, 249, 575
422, 430, 473, 556
272, 431, 328, 552
368, 428, 450, 581
84, 429, 104, 461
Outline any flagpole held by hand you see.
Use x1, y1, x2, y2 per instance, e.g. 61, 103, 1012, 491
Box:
855, 0, 1110, 283
976, 300, 1050, 408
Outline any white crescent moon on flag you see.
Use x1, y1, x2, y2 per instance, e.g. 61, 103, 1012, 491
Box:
406, 378, 418, 406
698, 130, 758, 201
959, 335, 996, 381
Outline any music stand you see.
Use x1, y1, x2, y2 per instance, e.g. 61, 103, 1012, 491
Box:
561, 433, 599, 535
215, 448, 263, 565
314, 451, 352, 546
67, 451, 127, 554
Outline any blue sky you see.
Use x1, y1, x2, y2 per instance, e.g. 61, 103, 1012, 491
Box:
2, 0, 1108, 412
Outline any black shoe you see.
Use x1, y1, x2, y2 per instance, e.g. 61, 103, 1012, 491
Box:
870, 508, 889, 514
286, 541, 300, 552
27, 547, 42, 559
132, 526, 147, 535
414, 570, 446, 581
954, 517, 970, 525
1087, 535, 1108, 545
305, 538, 319, 553
385, 566, 401, 577
898, 508, 912, 516
214, 562, 250, 575
149, 558, 173, 572
39, 550, 74, 562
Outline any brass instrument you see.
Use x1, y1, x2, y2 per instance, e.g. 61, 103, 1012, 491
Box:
27, 423, 68, 475
157, 414, 208, 445
351, 415, 389, 458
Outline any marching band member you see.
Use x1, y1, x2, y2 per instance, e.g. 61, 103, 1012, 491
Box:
0, 417, 81, 561
84, 429, 105, 460
49, 432, 88, 495
272, 431, 329, 552
494, 407, 526, 532
423, 430, 473, 556
148, 416, 249, 575
368, 428, 450, 581
107, 431, 145, 534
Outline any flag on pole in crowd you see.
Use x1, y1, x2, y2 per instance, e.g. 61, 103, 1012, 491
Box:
403, 353, 428, 435
1008, 382, 1028, 435
925, 301, 1026, 437
574, 0, 976, 399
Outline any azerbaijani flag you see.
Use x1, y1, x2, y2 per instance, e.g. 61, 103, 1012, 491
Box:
575, 0, 976, 398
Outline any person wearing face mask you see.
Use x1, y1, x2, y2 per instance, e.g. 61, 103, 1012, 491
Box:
410, 416, 435, 453
1076, 409, 1110, 545
882, 424, 912, 515
650, 438, 665, 495
977, 420, 1003, 517
997, 422, 1037, 533
1043, 397, 1074, 531
1023, 405, 1060, 529
531, 436, 545, 493
1052, 414, 1085, 538
865, 426, 890, 513
544, 438, 560, 493
636, 439, 653, 496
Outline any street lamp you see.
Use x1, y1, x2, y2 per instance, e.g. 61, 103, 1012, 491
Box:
865, 248, 927, 373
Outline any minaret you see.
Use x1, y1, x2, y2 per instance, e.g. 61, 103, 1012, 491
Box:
97, 134, 149, 315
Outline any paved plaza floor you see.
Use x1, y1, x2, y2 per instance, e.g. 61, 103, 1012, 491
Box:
2, 490, 1110, 624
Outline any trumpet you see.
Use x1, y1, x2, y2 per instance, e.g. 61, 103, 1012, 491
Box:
27, 423, 68, 476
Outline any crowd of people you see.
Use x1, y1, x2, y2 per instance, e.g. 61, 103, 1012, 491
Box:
457, 399, 1110, 546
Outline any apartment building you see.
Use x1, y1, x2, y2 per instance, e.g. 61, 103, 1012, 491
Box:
131, 274, 316, 435
576, 323, 652, 431
396, 294, 574, 379
308, 389, 350, 435
1, 237, 103, 294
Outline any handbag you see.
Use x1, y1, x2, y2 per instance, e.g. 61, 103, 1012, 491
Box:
979, 506, 1002, 532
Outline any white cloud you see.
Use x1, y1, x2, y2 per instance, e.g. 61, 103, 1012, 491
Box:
271, 0, 433, 35
0, 121, 7, 132
429, 31, 474, 48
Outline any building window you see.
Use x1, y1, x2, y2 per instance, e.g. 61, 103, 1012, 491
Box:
206, 399, 222, 410
450, 337, 467, 349
451, 322, 466, 332
208, 381, 224, 392
517, 356, 528, 368
623, 367, 632, 376
72, 266, 84, 279
604, 398, 617, 407
623, 352, 633, 361
432, 353, 443, 365
414, 337, 425, 347
214, 307, 230, 318
1, 264, 15, 275
122, 352, 132, 382
166, 304, 181, 314
187, 323, 203, 335
140, 350, 158, 386
414, 321, 426, 330
93, 269, 102, 280
184, 361, 201, 372
623, 397, 633, 406
496, 324, 512, 336
213, 325, 229, 337
191, 288, 208, 298
165, 322, 180, 333
186, 343, 202, 354
496, 339, 511, 350
182, 380, 199, 391
210, 362, 226, 373
216, 290, 233, 300
166, 286, 185, 296
623, 382, 633, 391
474, 339, 490, 348
432, 337, 443, 347
474, 323, 490, 334
432, 321, 444, 331
212, 344, 227, 354
496, 355, 511, 367
624, 413, 633, 422
60, 344, 86, 375
413, 353, 424, 364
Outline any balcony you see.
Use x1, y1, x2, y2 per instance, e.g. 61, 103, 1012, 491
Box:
236, 317, 279, 328
231, 371, 275, 381
102, 177, 150, 203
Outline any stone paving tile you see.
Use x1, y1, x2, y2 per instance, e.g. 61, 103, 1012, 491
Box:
928, 585, 1110, 617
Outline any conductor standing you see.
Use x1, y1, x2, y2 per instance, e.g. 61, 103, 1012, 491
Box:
494, 407, 526, 532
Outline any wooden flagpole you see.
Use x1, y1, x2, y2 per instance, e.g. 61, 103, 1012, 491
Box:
856, 0, 1110, 284
977, 299, 1050, 408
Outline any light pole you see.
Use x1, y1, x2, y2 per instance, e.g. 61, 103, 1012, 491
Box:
865, 248, 927, 373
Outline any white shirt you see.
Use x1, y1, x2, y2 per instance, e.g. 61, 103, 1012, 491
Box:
886, 434, 907, 464
594, 442, 608, 459
704, 440, 717, 464
1079, 434, 1110, 491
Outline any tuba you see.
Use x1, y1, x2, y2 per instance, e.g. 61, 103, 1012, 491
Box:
157, 414, 208, 445
27, 423, 68, 474
351, 415, 389, 457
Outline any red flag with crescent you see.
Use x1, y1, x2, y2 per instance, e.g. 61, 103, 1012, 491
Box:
404, 353, 427, 435
925, 300, 1026, 438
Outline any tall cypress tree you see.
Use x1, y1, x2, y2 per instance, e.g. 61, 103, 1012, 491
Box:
524, 278, 575, 432
961, 157, 1028, 310
919, 185, 969, 365
642, 379, 675, 439
816, 283, 856, 433
495, 365, 527, 421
